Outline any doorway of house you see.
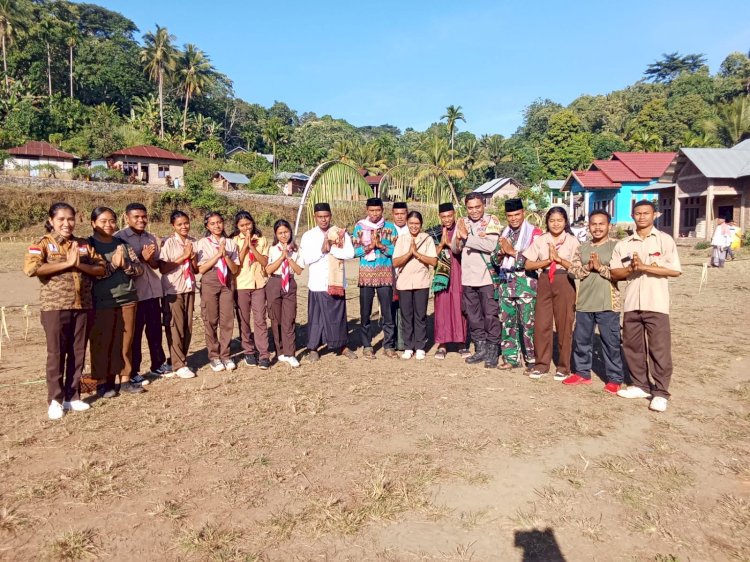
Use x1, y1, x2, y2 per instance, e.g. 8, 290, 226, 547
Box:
718, 205, 734, 221
140, 165, 149, 184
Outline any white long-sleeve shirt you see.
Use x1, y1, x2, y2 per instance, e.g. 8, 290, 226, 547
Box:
300, 226, 355, 292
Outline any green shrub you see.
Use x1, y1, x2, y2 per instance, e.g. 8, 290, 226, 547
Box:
694, 241, 711, 250
246, 172, 278, 194
71, 167, 91, 181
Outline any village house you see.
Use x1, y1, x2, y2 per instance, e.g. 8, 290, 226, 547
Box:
473, 177, 522, 204
543, 179, 568, 210
107, 145, 191, 186
276, 172, 310, 195
561, 152, 676, 228
3, 141, 79, 177
212, 171, 250, 191
658, 140, 750, 239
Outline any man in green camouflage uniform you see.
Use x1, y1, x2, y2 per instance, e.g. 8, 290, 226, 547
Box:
494, 199, 543, 371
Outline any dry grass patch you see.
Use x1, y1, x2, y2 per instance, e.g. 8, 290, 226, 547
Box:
63, 459, 128, 502
0, 504, 31, 533
550, 463, 586, 489
47, 528, 102, 561
147, 498, 188, 522
178, 523, 247, 561
716, 494, 750, 529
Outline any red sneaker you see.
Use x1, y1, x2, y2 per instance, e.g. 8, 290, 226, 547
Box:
562, 374, 592, 385
604, 382, 621, 395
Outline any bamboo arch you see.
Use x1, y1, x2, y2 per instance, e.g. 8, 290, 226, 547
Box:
377, 163, 462, 228
294, 160, 374, 236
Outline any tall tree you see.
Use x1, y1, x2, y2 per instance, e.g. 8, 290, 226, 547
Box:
441, 104, 465, 158
0, 0, 28, 92
262, 117, 287, 172
140, 25, 176, 139
717, 96, 750, 146
644, 52, 707, 84
65, 23, 78, 99
177, 43, 215, 138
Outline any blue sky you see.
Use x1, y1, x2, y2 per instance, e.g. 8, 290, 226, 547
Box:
92, 0, 750, 137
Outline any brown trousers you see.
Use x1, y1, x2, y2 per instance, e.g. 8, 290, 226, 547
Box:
89, 302, 137, 385
41, 309, 88, 404
200, 271, 235, 361
534, 272, 576, 375
266, 276, 298, 357
622, 311, 673, 398
164, 292, 194, 370
236, 288, 270, 359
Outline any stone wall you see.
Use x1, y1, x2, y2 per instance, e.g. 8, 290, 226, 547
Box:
0, 174, 301, 207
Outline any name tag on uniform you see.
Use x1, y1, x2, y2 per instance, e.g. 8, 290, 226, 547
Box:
78, 244, 89, 255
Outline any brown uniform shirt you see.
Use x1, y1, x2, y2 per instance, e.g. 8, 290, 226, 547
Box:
23, 233, 106, 311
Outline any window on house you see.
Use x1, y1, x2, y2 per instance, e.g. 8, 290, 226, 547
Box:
593, 199, 614, 217
122, 161, 138, 176
158, 165, 169, 178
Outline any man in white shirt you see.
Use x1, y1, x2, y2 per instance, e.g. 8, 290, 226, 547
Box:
300, 202, 357, 362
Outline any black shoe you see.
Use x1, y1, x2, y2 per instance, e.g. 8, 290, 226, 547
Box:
121, 381, 145, 394
258, 358, 270, 370
244, 354, 258, 367
484, 343, 500, 368
307, 350, 320, 363
465, 341, 486, 364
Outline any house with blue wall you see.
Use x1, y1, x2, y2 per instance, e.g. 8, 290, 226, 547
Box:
561, 152, 676, 225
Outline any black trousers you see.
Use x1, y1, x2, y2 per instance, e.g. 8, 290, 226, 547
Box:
132, 297, 166, 376
399, 288, 429, 351
622, 311, 673, 398
462, 285, 501, 345
359, 285, 395, 350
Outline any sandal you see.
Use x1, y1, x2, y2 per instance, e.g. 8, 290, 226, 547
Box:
498, 362, 518, 370
435, 348, 447, 360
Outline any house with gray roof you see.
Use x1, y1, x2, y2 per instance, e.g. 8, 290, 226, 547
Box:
659, 140, 750, 239
473, 177, 521, 204
212, 171, 250, 191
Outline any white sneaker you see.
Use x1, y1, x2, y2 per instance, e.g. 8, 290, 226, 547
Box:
62, 400, 90, 412
617, 386, 652, 399
528, 370, 546, 379
175, 366, 196, 379
402, 350, 414, 360
224, 359, 236, 371
287, 357, 300, 368
649, 396, 668, 412
209, 359, 225, 372
415, 350, 426, 360
553, 372, 567, 381
102, 389, 117, 399
277, 355, 289, 363
48, 400, 64, 420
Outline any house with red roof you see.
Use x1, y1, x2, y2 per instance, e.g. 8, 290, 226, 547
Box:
561, 151, 676, 228
3, 141, 79, 177
107, 145, 192, 186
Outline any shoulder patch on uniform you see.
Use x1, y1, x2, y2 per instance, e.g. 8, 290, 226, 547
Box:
47, 243, 58, 253
28, 246, 42, 255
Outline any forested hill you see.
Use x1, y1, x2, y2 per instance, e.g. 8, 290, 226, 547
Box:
0, 0, 749, 193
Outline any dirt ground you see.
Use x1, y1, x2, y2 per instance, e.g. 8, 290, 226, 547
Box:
0, 239, 748, 562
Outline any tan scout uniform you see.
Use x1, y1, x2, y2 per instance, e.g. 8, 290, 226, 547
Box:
24, 234, 105, 404
234, 233, 271, 360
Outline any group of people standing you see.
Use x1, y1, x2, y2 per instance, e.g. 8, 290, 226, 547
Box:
25, 192, 682, 420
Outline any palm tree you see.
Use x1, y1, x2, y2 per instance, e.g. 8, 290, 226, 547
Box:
329, 139, 353, 161
414, 134, 466, 180
458, 138, 493, 178
441, 104, 465, 157
344, 140, 387, 175
479, 134, 510, 178
177, 44, 215, 138
0, 0, 28, 92
628, 129, 663, 152
140, 25, 177, 139
262, 117, 287, 173
717, 96, 750, 146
